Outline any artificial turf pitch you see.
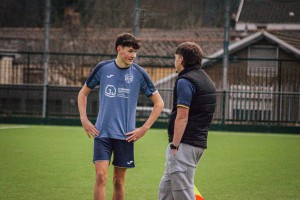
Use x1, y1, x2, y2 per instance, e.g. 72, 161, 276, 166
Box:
0, 124, 299, 200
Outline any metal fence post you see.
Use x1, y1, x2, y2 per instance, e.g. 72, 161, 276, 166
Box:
26, 53, 30, 83
277, 60, 282, 124
222, 90, 227, 125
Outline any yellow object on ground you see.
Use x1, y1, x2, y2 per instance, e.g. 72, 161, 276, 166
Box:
194, 185, 204, 200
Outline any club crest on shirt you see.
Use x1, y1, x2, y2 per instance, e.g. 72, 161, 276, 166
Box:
125, 74, 133, 83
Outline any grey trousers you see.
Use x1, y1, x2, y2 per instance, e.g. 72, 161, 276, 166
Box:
158, 143, 204, 200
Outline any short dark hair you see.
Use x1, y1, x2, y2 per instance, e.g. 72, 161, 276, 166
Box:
115, 33, 141, 51
175, 42, 203, 68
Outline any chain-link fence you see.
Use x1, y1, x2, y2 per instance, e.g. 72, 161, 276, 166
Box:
0, 51, 299, 126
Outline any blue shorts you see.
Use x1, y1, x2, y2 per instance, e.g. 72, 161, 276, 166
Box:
93, 137, 135, 168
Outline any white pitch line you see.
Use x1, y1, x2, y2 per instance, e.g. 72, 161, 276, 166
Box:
210, 132, 300, 138
0, 125, 30, 130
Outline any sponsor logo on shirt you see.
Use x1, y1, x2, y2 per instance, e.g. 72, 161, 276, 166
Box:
117, 88, 130, 98
105, 85, 116, 97
105, 85, 130, 98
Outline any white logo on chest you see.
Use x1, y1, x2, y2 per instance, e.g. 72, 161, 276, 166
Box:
105, 85, 116, 97
125, 74, 133, 83
107, 75, 114, 78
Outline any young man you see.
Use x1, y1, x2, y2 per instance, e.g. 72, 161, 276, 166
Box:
158, 42, 216, 200
78, 33, 164, 200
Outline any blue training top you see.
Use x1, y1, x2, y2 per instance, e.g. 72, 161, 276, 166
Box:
86, 60, 157, 140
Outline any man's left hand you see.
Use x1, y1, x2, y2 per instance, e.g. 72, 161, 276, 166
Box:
125, 126, 148, 143
171, 149, 178, 156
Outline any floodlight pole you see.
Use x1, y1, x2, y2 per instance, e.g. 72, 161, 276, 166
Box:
133, 0, 140, 37
222, 0, 230, 124
42, 0, 51, 119
223, 0, 230, 91
133, 0, 140, 63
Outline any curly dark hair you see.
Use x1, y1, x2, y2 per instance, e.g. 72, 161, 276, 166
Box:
175, 42, 203, 68
115, 33, 141, 51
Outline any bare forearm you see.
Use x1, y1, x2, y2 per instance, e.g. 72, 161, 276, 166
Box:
142, 102, 164, 130
78, 89, 88, 122
172, 117, 188, 146
125, 93, 164, 142
142, 92, 164, 130
78, 86, 99, 138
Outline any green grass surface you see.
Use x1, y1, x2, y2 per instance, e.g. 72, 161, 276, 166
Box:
0, 124, 299, 200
